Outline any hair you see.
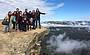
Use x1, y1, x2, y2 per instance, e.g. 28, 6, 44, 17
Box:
32, 10, 35, 12
25, 9, 28, 10
36, 8, 39, 12
12, 11, 16, 16
19, 11, 22, 13
8, 11, 12, 16
29, 11, 31, 12
16, 8, 19, 11
29, 11, 31, 13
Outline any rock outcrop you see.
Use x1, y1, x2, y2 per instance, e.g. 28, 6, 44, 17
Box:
0, 27, 49, 55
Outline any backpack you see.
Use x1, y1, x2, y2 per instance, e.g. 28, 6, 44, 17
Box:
2, 19, 9, 25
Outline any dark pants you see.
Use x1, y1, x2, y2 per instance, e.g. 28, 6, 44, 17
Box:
21, 22, 27, 32
27, 19, 30, 30
32, 20, 36, 29
27, 24, 29, 30
12, 21, 16, 29
36, 18, 41, 28
16, 23, 18, 30
18, 23, 22, 31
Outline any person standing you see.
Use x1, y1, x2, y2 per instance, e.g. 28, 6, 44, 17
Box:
18, 11, 23, 31
31, 10, 36, 29
15, 8, 20, 30
11, 11, 16, 29
3, 11, 12, 32
25, 9, 29, 18
24, 9, 30, 30
2, 18, 9, 33
7, 11, 12, 31
35, 8, 45, 29
28, 11, 32, 30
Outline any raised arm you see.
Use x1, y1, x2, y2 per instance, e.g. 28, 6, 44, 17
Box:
40, 12, 45, 15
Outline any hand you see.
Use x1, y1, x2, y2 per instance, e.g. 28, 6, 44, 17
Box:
43, 13, 46, 15
41, 12, 46, 15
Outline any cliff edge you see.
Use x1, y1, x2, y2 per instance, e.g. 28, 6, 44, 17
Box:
0, 26, 49, 55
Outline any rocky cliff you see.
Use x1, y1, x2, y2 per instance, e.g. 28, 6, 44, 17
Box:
0, 27, 49, 55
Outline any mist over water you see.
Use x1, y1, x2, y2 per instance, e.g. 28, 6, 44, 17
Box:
41, 27, 90, 55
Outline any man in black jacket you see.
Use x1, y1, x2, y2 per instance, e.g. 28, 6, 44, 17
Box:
35, 8, 45, 29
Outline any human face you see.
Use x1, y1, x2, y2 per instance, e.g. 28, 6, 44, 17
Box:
36, 8, 39, 12
16, 8, 19, 11
20, 11, 22, 14
29, 11, 31, 14
32, 10, 35, 13
25, 9, 28, 12
13, 11, 16, 15
8, 11, 12, 15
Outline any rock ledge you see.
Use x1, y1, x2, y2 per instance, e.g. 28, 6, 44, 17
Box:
0, 28, 48, 55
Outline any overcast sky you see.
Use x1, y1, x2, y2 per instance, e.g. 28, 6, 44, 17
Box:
0, 0, 90, 21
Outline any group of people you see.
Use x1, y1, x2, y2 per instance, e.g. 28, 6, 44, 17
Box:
2, 8, 45, 32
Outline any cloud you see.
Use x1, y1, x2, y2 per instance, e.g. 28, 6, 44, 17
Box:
47, 33, 87, 54
0, 0, 64, 21
57, 3, 64, 8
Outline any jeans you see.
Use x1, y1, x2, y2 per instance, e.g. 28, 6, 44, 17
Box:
3, 25, 9, 32
36, 18, 41, 28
